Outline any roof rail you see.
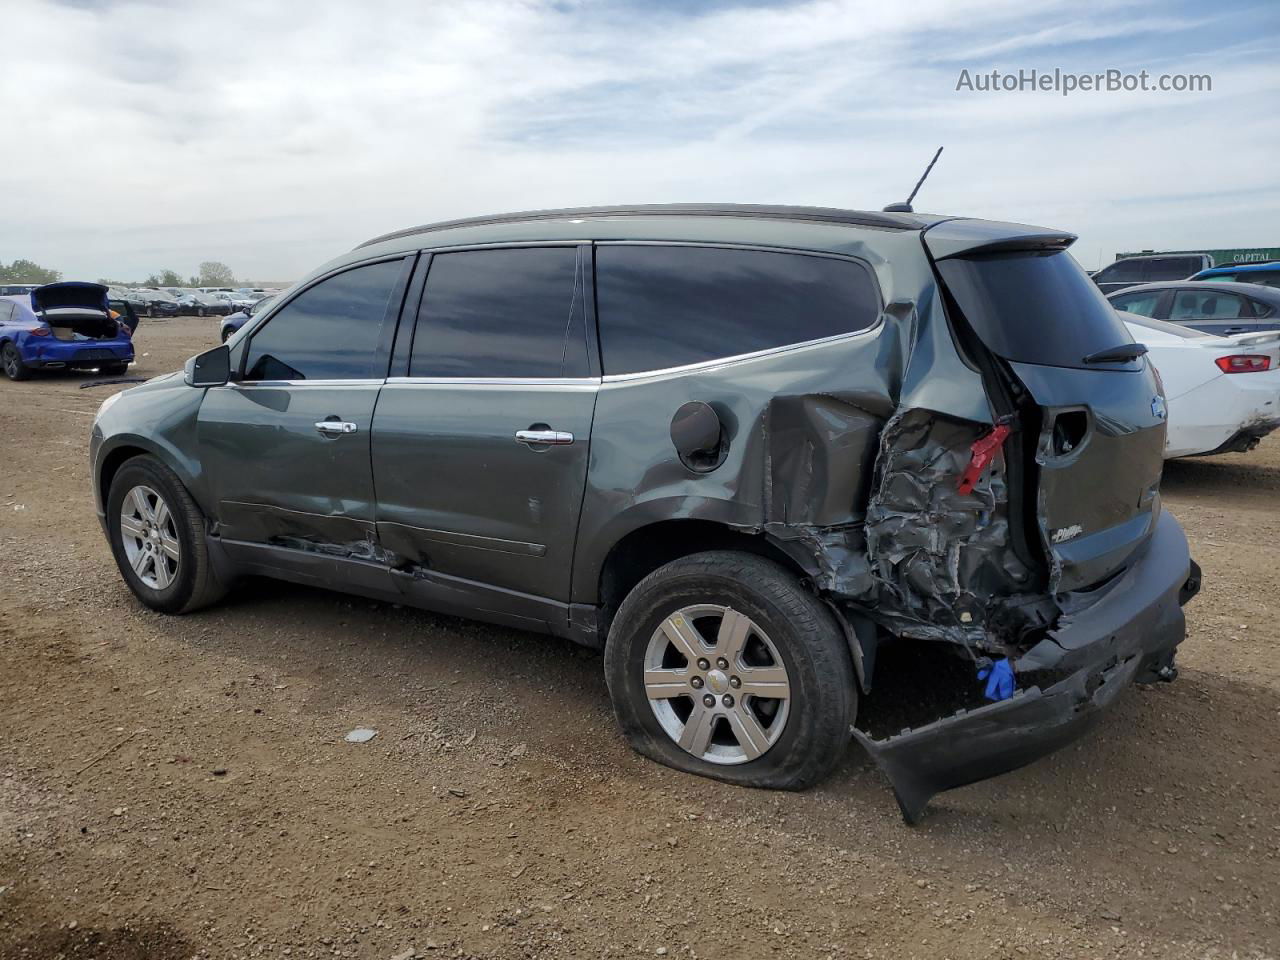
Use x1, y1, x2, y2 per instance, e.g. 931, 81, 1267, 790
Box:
355, 203, 925, 249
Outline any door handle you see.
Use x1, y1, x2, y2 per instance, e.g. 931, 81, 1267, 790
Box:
515, 428, 574, 446
315, 420, 358, 436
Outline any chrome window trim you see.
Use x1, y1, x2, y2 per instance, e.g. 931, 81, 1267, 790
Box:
599, 328, 878, 383
385, 376, 600, 388
227, 379, 385, 388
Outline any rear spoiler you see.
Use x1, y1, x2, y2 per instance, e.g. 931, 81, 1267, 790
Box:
922, 218, 1077, 260
1223, 330, 1280, 348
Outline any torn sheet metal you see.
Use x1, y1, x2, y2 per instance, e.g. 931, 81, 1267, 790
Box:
854, 509, 1195, 822
767, 406, 1055, 657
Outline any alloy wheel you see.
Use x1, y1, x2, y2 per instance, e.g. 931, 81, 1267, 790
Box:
643, 604, 791, 764
119, 485, 181, 590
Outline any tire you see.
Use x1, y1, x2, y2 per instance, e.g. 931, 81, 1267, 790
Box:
604, 551, 855, 791
2, 342, 32, 381
220, 326, 232, 343
106, 455, 227, 614
197, 308, 206, 318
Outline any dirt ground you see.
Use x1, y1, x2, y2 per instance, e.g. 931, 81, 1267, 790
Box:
1, 316, 1276, 960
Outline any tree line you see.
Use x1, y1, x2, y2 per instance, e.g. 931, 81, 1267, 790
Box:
0, 259, 237, 287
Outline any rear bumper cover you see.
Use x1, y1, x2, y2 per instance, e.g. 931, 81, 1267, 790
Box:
24, 340, 133, 368
854, 510, 1199, 823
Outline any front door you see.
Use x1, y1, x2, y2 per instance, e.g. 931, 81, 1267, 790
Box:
197, 257, 409, 559
371, 245, 597, 620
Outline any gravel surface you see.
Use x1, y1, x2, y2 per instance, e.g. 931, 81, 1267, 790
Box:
1, 317, 1277, 959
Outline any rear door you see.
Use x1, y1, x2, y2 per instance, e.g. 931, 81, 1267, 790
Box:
1168, 288, 1259, 335
197, 257, 409, 557
931, 241, 1167, 591
370, 244, 597, 622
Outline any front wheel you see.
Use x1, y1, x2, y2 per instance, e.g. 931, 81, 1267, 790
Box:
106, 456, 227, 614
2, 342, 32, 381
604, 551, 856, 790
197, 307, 206, 318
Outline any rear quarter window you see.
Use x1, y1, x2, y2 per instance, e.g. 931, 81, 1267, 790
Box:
937, 249, 1135, 370
595, 245, 881, 376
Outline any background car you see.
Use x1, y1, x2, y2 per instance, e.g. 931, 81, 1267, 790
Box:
1121, 312, 1280, 458
176, 292, 234, 317
219, 293, 274, 341
132, 288, 182, 318
1108, 280, 1280, 336
1091, 253, 1212, 294
1189, 261, 1280, 288
0, 282, 134, 380
0, 283, 40, 297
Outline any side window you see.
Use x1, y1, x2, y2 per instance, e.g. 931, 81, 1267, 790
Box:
1249, 271, 1280, 289
1097, 260, 1143, 283
0, 302, 13, 322
1110, 291, 1161, 317
409, 247, 585, 378
595, 245, 880, 376
243, 259, 402, 382
1147, 258, 1197, 281
1247, 297, 1275, 318
1170, 290, 1250, 320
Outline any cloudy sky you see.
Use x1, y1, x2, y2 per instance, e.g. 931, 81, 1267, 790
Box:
2, 0, 1276, 282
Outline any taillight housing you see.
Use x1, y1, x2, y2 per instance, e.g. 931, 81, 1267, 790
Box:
1215, 354, 1271, 374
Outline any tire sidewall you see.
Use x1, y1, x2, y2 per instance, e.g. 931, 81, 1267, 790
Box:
605, 562, 849, 787
3, 343, 28, 380
106, 459, 202, 614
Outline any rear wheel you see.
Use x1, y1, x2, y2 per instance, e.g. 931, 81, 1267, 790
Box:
604, 551, 855, 790
2, 342, 32, 381
106, 456, 227, 614
197, 307, 206, 318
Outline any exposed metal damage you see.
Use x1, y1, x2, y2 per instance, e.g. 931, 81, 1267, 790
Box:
765, 401, 1057, 660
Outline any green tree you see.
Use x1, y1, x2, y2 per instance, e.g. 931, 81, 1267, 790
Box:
0, 259, 62, 284
144, 273, 161, 287
158, 269, 184, 287
198, 261, 236, 286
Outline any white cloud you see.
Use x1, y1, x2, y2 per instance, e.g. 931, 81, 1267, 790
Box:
0, 0, 1275, 280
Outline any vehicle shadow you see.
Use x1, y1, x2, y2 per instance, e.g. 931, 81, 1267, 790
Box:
1162, 451, 1280, 495
146, 574, 1279, 946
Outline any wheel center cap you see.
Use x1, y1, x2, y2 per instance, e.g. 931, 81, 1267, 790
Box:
706, 669, 729, 695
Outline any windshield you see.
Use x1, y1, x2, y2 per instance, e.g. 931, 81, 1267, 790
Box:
937, 249, 1138, 370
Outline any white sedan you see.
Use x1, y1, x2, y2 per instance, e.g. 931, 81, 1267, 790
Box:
1121, 312, 1280, 458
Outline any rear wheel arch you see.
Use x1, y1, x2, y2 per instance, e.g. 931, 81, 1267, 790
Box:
595, 519, 809, 638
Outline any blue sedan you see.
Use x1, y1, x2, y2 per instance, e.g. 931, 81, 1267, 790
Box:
0, 282, 136, 381
219, 294, 275, 342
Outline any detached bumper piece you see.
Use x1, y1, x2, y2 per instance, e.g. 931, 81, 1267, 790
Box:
855, 511, 1200, 824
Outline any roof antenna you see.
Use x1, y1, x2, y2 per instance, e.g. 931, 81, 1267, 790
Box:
883, 146, 943, 213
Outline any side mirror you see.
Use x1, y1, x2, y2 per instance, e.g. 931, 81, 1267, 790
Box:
185, 344, 231, 387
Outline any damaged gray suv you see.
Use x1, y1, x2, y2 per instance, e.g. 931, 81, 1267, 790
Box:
91, 204, 1201, 820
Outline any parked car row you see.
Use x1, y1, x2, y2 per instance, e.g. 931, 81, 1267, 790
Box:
106, 286, 280, 318
1092, 252, 1280, 294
